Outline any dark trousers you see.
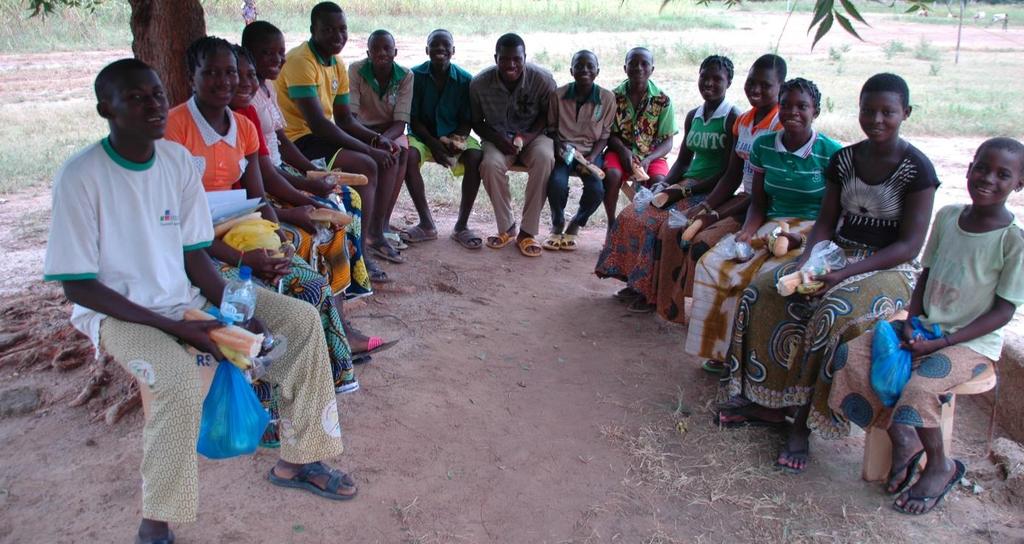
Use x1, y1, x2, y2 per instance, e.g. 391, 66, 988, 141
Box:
547, 154, 605, 230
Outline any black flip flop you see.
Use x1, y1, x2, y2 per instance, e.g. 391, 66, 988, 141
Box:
714, 407, 788, 430
613, 287, 642, 302
365, 260, 392, 284
268, 462, 357, 501
352, 354, 372, 365
887, 449, 926, 495
893, 459, 965, 515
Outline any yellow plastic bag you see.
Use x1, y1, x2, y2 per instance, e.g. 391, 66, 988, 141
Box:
223, 219, 281, 253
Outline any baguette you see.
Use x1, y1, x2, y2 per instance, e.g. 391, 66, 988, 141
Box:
770, 223, 791, 257
307, 170, 370, 187
183, 308, 264, 359
681, 218, 704, 242
309, 208, 353, 227
513, 135, 524, 152
572, 153, 606, 180
776, 270, 802, 296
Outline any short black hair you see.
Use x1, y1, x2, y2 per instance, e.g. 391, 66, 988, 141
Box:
232, 44, 255, 69
699, 55, 734, 83
368, 29, 395, 48
975, 137, 1024, 174
860, 73, 910, 109
626, 46, 653, 63
780, 77, 822, 111
495, 33, 525, 54
571, 49, 598, 66
311, 1, 343, 27
427, 28, 453, 44
186, 36, 236, 76
751, 54, 787, 83
241, 20, 282, 52
94, 58, 155, 102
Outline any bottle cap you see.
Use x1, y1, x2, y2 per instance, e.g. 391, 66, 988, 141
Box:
238, 265, 253, 281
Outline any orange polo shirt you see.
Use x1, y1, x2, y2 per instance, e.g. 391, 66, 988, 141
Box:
165, 97, 261, 192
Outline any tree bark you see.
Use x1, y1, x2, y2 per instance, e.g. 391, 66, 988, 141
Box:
127, 0, 206, 106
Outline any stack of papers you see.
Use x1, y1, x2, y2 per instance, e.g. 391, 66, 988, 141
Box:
207, 190, 264, 225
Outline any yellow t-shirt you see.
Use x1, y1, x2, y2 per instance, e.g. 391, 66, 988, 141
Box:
274, 41, 350, 142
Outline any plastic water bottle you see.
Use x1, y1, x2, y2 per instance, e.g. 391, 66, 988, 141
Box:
220, 265, 257, 325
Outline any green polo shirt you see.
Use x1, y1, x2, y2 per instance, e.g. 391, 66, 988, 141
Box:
410, 61, 473, 138
749, 130, 842, 220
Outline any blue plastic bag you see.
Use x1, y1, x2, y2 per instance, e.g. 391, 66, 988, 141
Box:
197, 361, 271, 459
870, 318, 942, 407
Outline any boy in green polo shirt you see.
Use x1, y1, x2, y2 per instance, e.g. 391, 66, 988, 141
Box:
348, 29, 417, 250
407, 29, 485, 249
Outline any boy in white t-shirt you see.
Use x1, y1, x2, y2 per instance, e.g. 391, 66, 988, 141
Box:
43, 59, 357, 544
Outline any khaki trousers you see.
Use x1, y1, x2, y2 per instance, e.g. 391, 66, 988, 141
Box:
100, 289, 344, 523
480, 135, 555, 236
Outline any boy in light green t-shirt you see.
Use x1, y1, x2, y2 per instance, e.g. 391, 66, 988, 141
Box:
830, 137, 1024, 516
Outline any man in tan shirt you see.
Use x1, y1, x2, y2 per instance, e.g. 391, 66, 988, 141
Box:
470, 33, 556, 257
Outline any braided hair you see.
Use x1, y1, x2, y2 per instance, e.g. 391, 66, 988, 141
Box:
780, 77, 821, 112
751, 53, 787, 83
186, 36, 236, 76
699, 55, 734, 83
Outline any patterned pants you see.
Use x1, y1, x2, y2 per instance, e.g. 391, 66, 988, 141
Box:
100, 289, 345, 523
828, 329, 993, 434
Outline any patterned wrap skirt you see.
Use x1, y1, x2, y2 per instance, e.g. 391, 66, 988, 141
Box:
827, 327, 993, 435
721, 242, 919, 439
595, 183, 707, 299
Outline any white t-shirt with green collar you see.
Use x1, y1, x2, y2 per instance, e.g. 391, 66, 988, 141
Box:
43, 138, 214, 348
921, 204, 1024, 360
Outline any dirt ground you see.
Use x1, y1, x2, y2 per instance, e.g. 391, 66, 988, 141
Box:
2, 12, 1024, 544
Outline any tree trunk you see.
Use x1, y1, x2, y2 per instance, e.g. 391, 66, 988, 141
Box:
128, 0, 206, 106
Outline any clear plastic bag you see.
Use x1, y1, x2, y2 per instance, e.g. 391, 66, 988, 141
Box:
716, 234, 754, 262
801, 240, 848, 277
734, 241, 754, 262
196, 361, 271, 459
667, 208, 690, 229
633, 187, 655, 212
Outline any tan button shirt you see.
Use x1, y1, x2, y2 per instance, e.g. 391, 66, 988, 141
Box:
348, 58, 413, 128
547, 82, 616, 156
470, 63, 556, 136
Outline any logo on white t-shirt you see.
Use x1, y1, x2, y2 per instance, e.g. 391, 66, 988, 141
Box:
159, 209, 180, 226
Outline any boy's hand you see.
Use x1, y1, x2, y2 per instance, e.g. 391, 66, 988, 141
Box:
734, 227, 757, 244
244, 317, 269, 338
781, 232, 804, 251
243, 249, 292, 283
804, 270, 846, 298
900, 319, 917, 345
375, 135, 399, 154
279, 205, 317, 233
168, 320, 227, 362
640, 156, 654, 171
305, 176, 335, 198
495, 136, 519, 156
428, 141, 455, 168
906, 337, 944, 362
368, 147, 396, 169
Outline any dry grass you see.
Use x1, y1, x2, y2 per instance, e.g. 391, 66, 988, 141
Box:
601, 410, 908, 543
